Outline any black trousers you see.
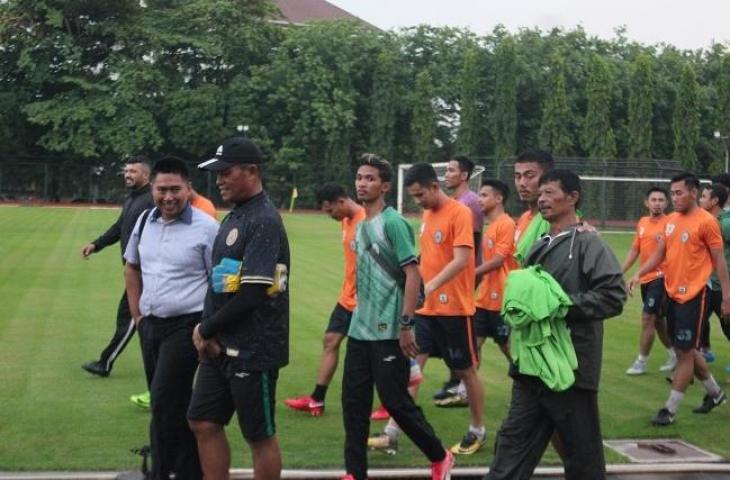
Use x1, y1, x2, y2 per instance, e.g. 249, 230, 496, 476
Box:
140, 313, 202, 480
485, 376, 605, 480
97, 290, 138, 372
342, 338, 444, 480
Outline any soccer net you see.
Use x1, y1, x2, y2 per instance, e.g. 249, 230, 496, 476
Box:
397, 162, 486, 214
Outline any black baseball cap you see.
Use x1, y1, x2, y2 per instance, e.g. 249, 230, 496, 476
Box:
198, 136, 265, 171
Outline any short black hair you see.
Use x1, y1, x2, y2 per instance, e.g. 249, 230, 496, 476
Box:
404, 163, 439, 188
646, 186, 669, 199
704, 183, 729, 208
539, 169, 582, 207
451, 155, 475, 180
481, 178, 509, 202
515, 149, 555, 171
152, 156, 189, 180
316, 183, 348, 205
712, 173, 730, 191
670, 172, 700, 191
126, 154, 151, 167
359, 153, 393, 182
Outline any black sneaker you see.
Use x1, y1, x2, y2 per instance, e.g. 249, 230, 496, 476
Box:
692, 391, 727, 414
651, 408, 675, 426
433, 379, 460, 401
82, 361, 110, 377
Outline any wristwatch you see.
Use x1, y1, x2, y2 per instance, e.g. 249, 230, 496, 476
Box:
399, 315, 415, 329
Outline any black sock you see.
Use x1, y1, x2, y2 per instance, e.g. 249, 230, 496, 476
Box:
311, 384, 328, 402
448, 370, 459, 385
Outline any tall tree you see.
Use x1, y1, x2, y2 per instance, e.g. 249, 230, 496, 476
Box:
627, 54, 655, 159
457, 47, 485, 156
369, 43, 406, 162
673, 63, 700, 170
410, 69, 438, 162
717, 55, 730, 142
492, 37, 518, 159
581, 55, 617, 159
538, 58, 573, 155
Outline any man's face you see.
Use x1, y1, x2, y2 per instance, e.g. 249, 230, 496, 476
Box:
645, 191, 668, 217
538, 180, 577, 222
355, 165, 389, 203
124, 162, 149, 189
699, 188, 717, 212
444, 160, 467, 189
514, 161, 544, 203
406, 181, 440, 210
321, 198, 347, 221
670, 180, 697, 214
478, 185, 500, 214
152, 173, 190, 220
216, 164, 256, 204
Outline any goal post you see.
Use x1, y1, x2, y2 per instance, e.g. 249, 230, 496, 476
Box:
396, 162, 486, 214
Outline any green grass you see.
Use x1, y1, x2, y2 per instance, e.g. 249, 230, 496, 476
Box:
1, 205, 730, 471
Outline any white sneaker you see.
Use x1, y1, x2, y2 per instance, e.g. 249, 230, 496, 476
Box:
659, 355, 677, 372
626, 359, 646, 375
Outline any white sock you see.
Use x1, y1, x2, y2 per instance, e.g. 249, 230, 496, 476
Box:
637, 354, 648, 363
384, 421, 400, 439
665, 389, 684, 414
469, 424, 485, 440
703, 375, 722, 398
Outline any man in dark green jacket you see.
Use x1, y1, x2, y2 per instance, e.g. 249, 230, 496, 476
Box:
486, 169, 626, 480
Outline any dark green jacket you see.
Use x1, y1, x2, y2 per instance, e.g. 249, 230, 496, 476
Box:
710, 209, 730, 291
518, 225, 626, 391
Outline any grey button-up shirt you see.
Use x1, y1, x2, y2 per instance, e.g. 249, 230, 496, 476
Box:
124, 203, 219, 318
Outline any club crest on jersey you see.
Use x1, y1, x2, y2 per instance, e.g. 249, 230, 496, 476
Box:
226, 228, 239, 246
433, 230, 443, 244
487, 238, 494, 248
666, 224, 675, 235
680, 231, 689, 243
439, 293, 448, 303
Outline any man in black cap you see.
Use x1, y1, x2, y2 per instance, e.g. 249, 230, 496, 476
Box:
80, 155, 154, 377
188, 137, 290, 480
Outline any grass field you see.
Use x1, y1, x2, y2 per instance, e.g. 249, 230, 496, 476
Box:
2, 205, 730, 472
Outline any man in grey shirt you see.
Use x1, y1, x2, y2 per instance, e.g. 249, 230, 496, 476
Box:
124, 157, 219, 480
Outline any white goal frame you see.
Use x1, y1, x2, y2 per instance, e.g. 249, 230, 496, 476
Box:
397, 162, 486, 214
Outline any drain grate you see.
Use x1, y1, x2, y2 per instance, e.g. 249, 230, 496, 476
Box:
604, 439, 723, 463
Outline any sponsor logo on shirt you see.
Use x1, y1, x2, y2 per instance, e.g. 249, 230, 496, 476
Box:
487, 238, 494, 248
666, 223, 676, 235
439, 293, 448, 304
681, 231, 689, 243
226, 228, 239, 246
434, 230, 443, 244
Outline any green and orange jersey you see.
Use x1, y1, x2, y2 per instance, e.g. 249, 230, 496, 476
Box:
337, 206, 366, 312
632, 214, 668, 285
663, 208, 723, 303
417, 198, 476, 316
476, 213, 518, 311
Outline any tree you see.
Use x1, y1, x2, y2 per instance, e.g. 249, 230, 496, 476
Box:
627, 54, 655, 159
457, 47, 487, 156
538, 58, 573, 155
673, 63, 700, 170
581, 55, 617, 159
369, 42, 407, 162
717, 55, 730, 143
492, 37, 518, 159
410, 69, 438, 162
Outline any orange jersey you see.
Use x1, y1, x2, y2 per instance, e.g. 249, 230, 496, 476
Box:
663, 208, 723, 303
476, 213, 518, 311
632, 215, 667, 284
191, 194, 218, 220
514, 210, 534, 244
337, 207, 366, 311
417, 198, 476, 316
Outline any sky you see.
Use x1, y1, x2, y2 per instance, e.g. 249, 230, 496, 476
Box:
329, 0, 730, 51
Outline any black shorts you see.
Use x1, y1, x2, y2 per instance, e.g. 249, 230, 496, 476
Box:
415, 315, 478, 370
640, 278, 667, 316
666, 288, 710, 350
325, 303, 353, 335
473, 308, 510, 345
187, 356, 279, 442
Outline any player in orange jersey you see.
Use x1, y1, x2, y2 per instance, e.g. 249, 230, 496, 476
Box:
284, 184, 365, 416
622, 187, 675, 375
405, 163, 485, 455
630, 173, 730, 426
474, 179, 518, 362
